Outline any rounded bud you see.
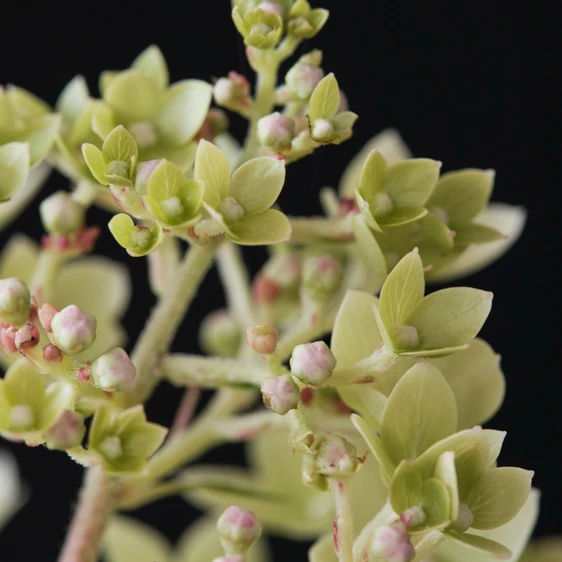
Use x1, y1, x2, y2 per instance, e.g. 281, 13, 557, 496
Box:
38, 303, 59, 333
257, 1, 282, 15
370, 523, 415, 562
314, 434, 359, 478
91, 347, 136, 392
257, 112, 295, 151
400, 506, 426, 529
312, 119, 335, 142
206, 109, 230, 137
261, 375, 300, 415
216, 197, 245, 224
50, 305, 97, 356
302, 255, 343, 302
212, 557, 244, 562
199, 309, 241, 358
252, 274, 281, 304
213, 72, 251, 111
217, 506, 262, 556
254, 254, 301, 302
0, 324, 18, 353
286, 63, 325, 99
452, 503, 474, 533
39, 191, 85, 236
338, 90, 349, 112
290, 341, 336, 386
43, 343, 63, 363
14, 323, 40, 350
0, 277, 31, 326
45, 411, 86, 450
246, 325, 278, 355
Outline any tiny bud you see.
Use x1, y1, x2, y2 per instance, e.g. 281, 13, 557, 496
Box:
370, 523, 415, 562
39, 191, 85, 236
43, 344, 63, 363
14, 323, 40, 350
217, 506, 262, 556
261, 375, 300, 415
76, 366, 91, 382
0, 324, 17, 353
257, 1, 282, 15
217, 196, 245, 224
393, 325, 419, 350
290, 341, 336, 386
452, 503, 474, 533
91, 347, 136, 392
252, 274, 281, 304
38, 303, 59, 333
400, 506, 426, 529
0, 278, 31, 326
206, 108, 230, 137
213, 72, 251, 111
314, 434, 359, 478
257, 112, 295, 151
312, 119, 335, 142
302, 255, 343, 302
263, 254, 302, 290
135, 159, 161, 195
246, 325, 278, 355
45, 411, 86, 450
50, 305, 97, 356
286, 63, 325, 99
99, 435, 123, 460
212, 557, 244, 562
199, 309, 242, 358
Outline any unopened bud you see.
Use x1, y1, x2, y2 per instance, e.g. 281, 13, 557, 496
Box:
199, 309, 241, 358
393, 325, 419, 351
38, 303, 59, 333
257, 1, 282, 15
312, 119, 335, 142
246, 325, 277, 355
290, 341, 336, 386
206, 109, 230, 137
261, 375, 300, 415
400, 506, 426, 529
0, 278, 31, 326
213, 72, 251, 111
0, 324, 18, 353
91, 347, 136, 392
252, 274, 281, 304
286, 63, 325, 100
50, 305, 97, 356
212, 557, 244, 562
217, 506, 262, 556
217, 197, 245, 224
370, 523, 415, 562
14, 323, 40, 350
257, 112, 295, 151
39, 191, 85, 236
302, 255, 343, 302
134, 159, 161, 195
45, 411, 86, 450
314, 434, 359, 478
452, 503, 474, 533
43, 344, 63, 363
263, 254, 301, 290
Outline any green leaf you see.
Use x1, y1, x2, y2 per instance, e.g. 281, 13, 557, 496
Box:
381, 363, 457, 465
157, 80, 212, 145
376, 205, 428, 228
467, 467, 533, 530
385, 159, 440, 207
108, 214, 163, 257
379, 249, 425, 331
227, 209, 291, 245
445, 532, 512, 559
308, 73, 340, 122
404, 288, 493, 353
229, 157, 285, 215
453, 223, 504, 246
435, 451, 460, 521
102, 125, 138, 164
422, 478, 452, 529
194, 139, 231, 209
351, 217, 388, 293
82, 144, 109, 186
429, 169, 495, 224
358, 150, 388, 201
390, 460, 424, 515
132, 45, 169, 90
0, 142, 30, 201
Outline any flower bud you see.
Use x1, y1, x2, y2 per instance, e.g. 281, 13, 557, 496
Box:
43, 343, 63, 363
301, 454, 328, 491
217, 506, 262, 556
312, 118, 335, 142
0, 324, 18, 353
206, 109, 230, 137
217, 197, 245, 224
290, 341, 336, 386
257, 1, 282, 15
213, 72, 251, 112
39, 191, 85, 236
38, 303, 59, 333
246, 325, 277, 355
257, 112, 295, 151
261, 375, 300, 415
14, 323, 40, 350
253, 254, 301, 304
302, 255, 343, 302
45, 411, 86, 450
0, 278, 31, 326
369, 523, 415, 562
286, 63, 325, 100
314, 434, 359, 478
91, 347, 136, 392
400, 506, 426, 529
50, 305, 97, 356
452, 503, 474, 533
252, 274, 281, 304
199, 309, 242, 358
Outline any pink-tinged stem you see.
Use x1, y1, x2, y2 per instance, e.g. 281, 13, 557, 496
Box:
170, 387, 201, 438
58, 467, 114, 562
330, 479, 354, 562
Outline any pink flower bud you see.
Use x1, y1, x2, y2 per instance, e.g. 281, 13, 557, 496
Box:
252, 274, 281, 304
213, 72, 251, 111
43, 344, 63, 363
314, 434, 359, 477
39, 191, 85, 236
261, 375, 300, 415
257, 112, 295, 151
45, 411, 86, 450
217, 506, 262, 555
14, 323, 40, 350
0, 324, 18, 353
50, 305, 97, 356
246, 325, 278, 355
257, 1, 283, 15
286, 63, 325, 100
302, 255, 343, 302
370, 523, 415, 562
290, 341, 336, 386
91, 347, 136, 392
38, 303, 59, 333
0, 277, 31, 326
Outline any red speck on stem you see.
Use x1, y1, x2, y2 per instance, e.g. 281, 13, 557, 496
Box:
311, 314, 318, 326
332, 521, 339, 553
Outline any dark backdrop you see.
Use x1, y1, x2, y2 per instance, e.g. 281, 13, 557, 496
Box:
1, 1, 558, 560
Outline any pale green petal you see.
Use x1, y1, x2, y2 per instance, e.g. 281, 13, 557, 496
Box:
0, 234, 38, 283
228, 157, 285, 215
352, 217, 388, 292
445, 532, 511, 559
103, 125, 138, 163
39, 381, 77, 430
132, 45, 169, 90
227, 209, 291, 246
22, 114, 61, 166
426, 204, 526, 283
92, 102, 118, 140
435, 451, 460, 521
377, 205, 428, 228
338, 386, 386, 430
308, 73, 340, 122
56, 75, 90, 127
385, 159, 440, 207
0, 142, 30, 201
194, 139, 231, 209
104, 516, 171, 562
339, 129, 412, 198
309, 533, 338, 562
82, 144, 108, 185
358, 149, 388, 201
422, 478, 451, 528
390, 460, 424, 515
0, 451, 23, 531
3, 361, 45, 411
6, 86, 50, 119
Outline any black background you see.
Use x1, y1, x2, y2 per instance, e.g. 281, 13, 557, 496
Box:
1, 1, 559, 560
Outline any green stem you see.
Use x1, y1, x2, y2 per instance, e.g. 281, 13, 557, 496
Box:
125, 239, 221, 406
330, 478, 354, 562
289, 216, 353, 244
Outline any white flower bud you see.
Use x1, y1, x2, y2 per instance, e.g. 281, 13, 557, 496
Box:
314, 434, 359, 478
261, 375, 300, 415
45, 411, 86, 450
39, 191, 85, 236
0, 278, 30, 326
217, 196, 245, 224
217, 506, 262, 556
50, 305, 97, 356
290, 341, 336, 386
213, 73, 251, 112
286, 63, 325, 99
246, 325, 278, 355
257, 112, 295, 151
312, 119, 335, 142
91, 347, 136, 392
370, 523, 415, 562
199, 309, 241, 358
257, 1, 282, 15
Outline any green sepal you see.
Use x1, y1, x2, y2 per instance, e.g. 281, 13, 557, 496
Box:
308, 73, 340, 122
227, 209, 291, 246
444, 532, 512, 559
195, 139, 231, 209
389, 460, 424, 515
19, 113, 61, 166
453, 223, 504, 246
420, 211, 456, 249
132, 45, 169, 90
376, 205, 428, 228
108, 214, 164, 257
0, 142, 30, 201
421, 478, 452, 531
351, 216, 388, 293
92, 102, 118, 140
331, 111, 358, 144
435, 451, 460, 521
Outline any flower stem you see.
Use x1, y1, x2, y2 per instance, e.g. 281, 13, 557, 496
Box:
125, 239, 221, 406
330, 478, 354, 562
57, 467, 114, 562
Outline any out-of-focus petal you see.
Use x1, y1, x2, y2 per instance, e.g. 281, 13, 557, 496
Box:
0, 235, 39, 284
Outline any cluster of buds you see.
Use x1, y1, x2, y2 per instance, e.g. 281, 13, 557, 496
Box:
213, 72, 252, 115
217, 506, 262, 557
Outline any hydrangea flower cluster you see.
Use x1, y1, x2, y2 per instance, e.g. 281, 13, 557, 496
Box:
0, 1, 553, 561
